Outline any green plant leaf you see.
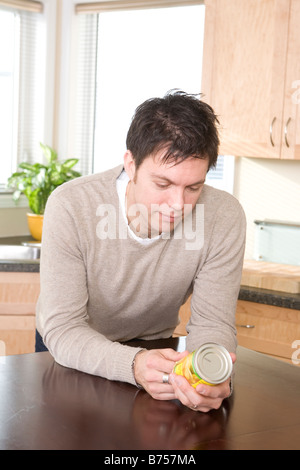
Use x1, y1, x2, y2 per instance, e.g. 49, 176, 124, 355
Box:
62, 158, 79, 169
12, 190, 21, 202
32, 168, 46, 187
50, 171, 64, 186
40, 142, 58, 163
7, 142, 81, 214
68, 169, 81, 178
18, 162, 37, 172
8, 171, 26, 180
33, 163, 48, 170
28, 188, 42, 214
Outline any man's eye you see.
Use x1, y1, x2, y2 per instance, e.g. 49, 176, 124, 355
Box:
188, 186, 201, 192
156, 183, 169, 189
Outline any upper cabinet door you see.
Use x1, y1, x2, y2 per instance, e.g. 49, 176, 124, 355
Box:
281, 0, 300, 159
202, 0, 299, 160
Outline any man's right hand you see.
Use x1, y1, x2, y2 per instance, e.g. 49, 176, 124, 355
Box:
133, 348, 189, 400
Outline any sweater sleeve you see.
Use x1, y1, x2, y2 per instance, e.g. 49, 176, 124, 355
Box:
36, 191, 143, 385
186, 196, 246, 355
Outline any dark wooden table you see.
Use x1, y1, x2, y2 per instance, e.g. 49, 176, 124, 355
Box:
0, 337, 299, 450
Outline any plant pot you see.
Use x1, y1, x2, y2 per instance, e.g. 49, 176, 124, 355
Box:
27, 213, 44, 241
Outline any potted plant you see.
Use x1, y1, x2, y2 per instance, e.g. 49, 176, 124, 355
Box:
7, 143, 81, 241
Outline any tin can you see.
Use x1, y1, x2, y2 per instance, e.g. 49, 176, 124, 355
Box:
173, 343, 232, 387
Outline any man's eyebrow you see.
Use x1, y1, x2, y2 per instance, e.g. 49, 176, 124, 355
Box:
150, 173, 206, 186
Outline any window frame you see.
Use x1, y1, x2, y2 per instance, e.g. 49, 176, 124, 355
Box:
67, 0, 206, 177
0, 0, 56, 208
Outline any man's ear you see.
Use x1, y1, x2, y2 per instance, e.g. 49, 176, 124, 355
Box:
123, 150, 136, 182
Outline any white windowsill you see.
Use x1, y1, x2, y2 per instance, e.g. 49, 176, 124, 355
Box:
0, 193, 29, 209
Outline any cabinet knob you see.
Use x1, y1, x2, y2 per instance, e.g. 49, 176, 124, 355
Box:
269, 117, 276, 147
284, 117, 291, 147
236, 324, 255, 329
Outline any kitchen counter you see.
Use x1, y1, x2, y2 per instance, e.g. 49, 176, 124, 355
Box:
1, 337, 300, 450
0, 236, 39, 273
1, 237, 299, 309
239, 285, 300, 310
0, 260, 39, 273
0, 235, 35, 245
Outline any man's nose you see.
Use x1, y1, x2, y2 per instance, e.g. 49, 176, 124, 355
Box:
169, 188, 185, 211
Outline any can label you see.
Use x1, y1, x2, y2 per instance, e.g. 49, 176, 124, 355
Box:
173, 343, 232, 387
173, 350, 213, 388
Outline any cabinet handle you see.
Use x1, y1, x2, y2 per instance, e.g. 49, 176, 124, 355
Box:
284, 117, 291, 147
236, 324, 255, 329
269, 117, 276, 146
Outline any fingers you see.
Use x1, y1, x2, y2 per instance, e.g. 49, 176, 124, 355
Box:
149, 348, 189, 375
133, 348, 189, 400
230, 352, 237, 364
195, 379, 230, 398
134, 347, 233, 411
169, 372, 231, 413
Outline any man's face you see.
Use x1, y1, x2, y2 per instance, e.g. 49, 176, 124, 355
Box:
124, 150, 208, 237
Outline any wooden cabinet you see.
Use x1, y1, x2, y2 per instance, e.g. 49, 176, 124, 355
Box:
173, 296, 191, 337
0, 272, 40, 355
281, 0, 300, 159
202, 0, 300, 160
174, 295, 300, 365
236, 300, 300, 364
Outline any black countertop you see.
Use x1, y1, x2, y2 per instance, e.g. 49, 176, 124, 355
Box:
1, 237, 299, 310
239, 285, 300, 310
0, 260, 39, 273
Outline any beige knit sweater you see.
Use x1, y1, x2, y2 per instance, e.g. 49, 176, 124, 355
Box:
36, 165, 246, 385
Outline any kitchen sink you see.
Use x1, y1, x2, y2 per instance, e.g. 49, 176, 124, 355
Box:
0, 244, 41, 261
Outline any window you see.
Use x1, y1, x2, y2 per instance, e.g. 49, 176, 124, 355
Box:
0, 8, 19, 188
73, 1, 235, 193
74, 2, 205, 175
206, 155, 235, 194
0, 1, 46, 190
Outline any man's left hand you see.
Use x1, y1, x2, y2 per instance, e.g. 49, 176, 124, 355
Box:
169, 352, 236, 413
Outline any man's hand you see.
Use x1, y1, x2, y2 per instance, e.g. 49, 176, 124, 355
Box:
169, 352, 236, 412
134, 349, 236, 412
133, 348, 189, 400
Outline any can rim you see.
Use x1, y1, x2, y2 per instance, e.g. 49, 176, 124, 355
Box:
193, 343, 232, 384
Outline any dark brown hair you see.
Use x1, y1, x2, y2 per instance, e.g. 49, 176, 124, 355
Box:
126, 90, 220, 171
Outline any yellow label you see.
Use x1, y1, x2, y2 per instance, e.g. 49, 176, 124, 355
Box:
173, 352, 213, 388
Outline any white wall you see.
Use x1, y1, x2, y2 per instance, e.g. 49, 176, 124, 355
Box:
234, 157, 300, 259
0, 207, 30, 237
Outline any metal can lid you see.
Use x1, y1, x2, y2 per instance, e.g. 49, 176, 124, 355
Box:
193, 343, 232, 384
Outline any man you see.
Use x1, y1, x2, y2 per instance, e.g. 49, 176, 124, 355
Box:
36, 90, 246, 412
